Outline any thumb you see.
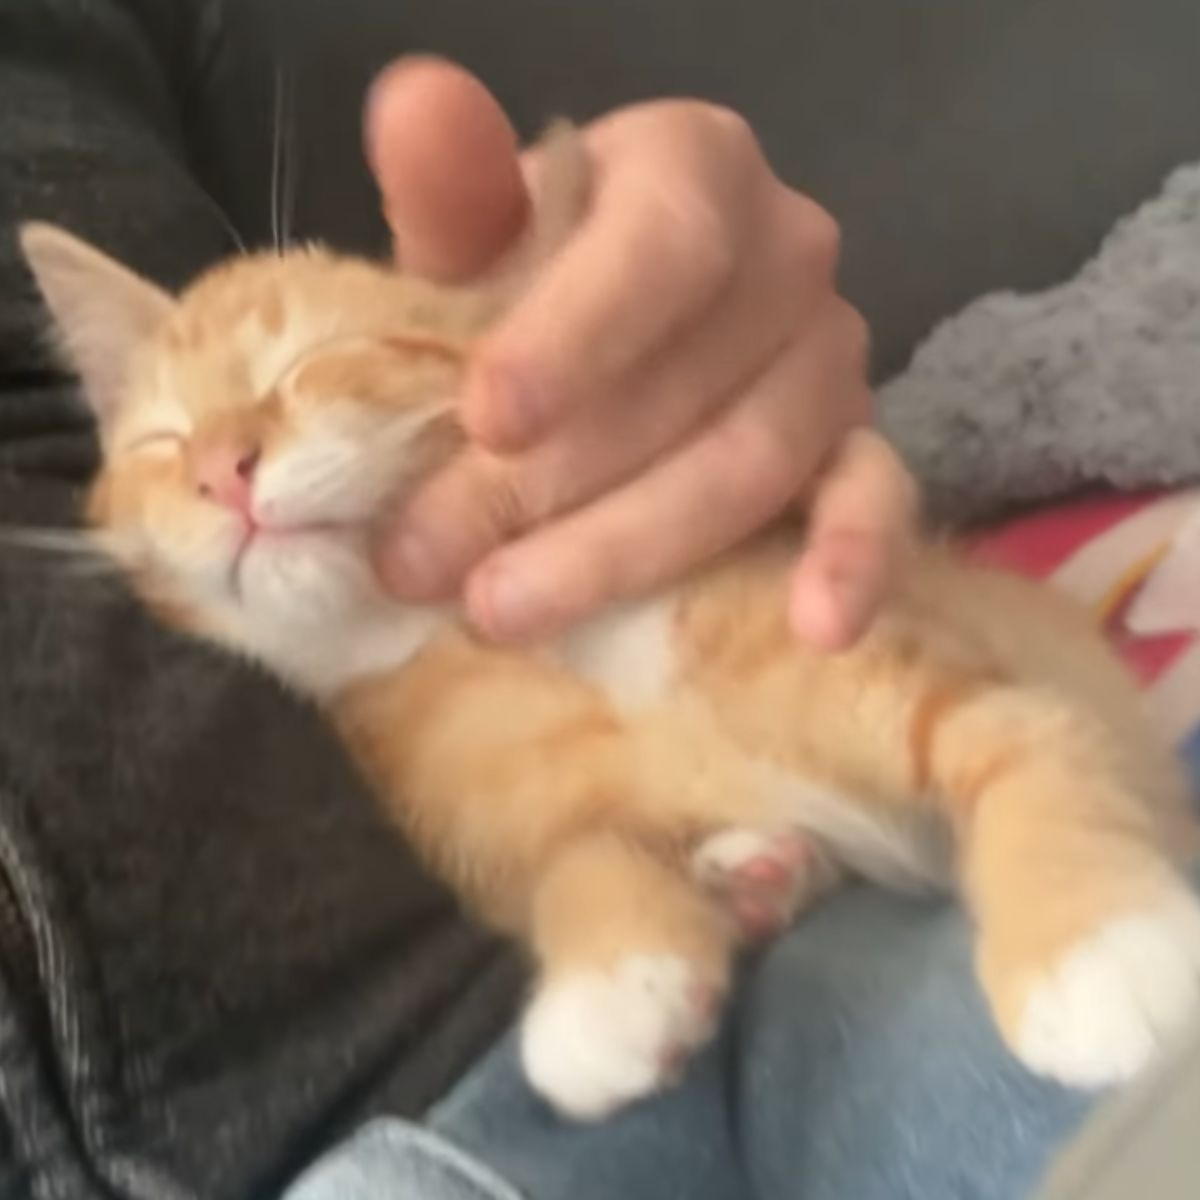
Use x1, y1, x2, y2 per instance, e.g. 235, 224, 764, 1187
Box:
364, 56, 529, 282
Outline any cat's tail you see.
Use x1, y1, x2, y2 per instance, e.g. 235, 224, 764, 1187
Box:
473, 118, 591, 315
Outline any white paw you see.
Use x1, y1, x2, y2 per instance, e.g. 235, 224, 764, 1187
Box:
519, 954, 718, 1121
1015, 889, 1200, 1089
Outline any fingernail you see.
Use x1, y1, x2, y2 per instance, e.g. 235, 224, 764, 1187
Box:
828, 562, 882, 641
473, 562, 545, 639
829, 566, 869, 618
789, 570, 853, 652
470, 363, 548, 449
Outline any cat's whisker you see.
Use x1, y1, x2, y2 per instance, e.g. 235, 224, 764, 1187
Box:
280, 70, 298, 253
269, 65, 297, 256
52, 558, 126, 578
270, 68, 284, 255
0, 526, 133, 570
200, 189, 248, 257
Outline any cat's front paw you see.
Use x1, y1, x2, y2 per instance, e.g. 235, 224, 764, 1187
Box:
520, 954, 720, 1120
1009, 887, 1200, 1089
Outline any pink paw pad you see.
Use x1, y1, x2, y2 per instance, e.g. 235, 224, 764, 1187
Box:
693, 828, 819, 940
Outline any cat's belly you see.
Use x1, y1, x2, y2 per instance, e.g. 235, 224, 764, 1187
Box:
747, 758, 956, 895
554, 592, 955, 896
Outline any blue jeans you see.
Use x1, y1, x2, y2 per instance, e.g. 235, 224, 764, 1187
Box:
285, 730, 1200, 1200
284, 884, 1101, 1200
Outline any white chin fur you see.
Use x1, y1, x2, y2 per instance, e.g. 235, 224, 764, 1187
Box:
204, 532, 446, 699
236, 532, 375, 628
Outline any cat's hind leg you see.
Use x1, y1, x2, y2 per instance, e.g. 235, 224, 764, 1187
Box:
521, 831, 732, 1121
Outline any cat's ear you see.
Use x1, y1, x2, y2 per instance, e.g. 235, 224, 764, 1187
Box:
19, 222, 177, 422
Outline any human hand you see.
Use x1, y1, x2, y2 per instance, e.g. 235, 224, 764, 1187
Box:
366, 57, 916, 648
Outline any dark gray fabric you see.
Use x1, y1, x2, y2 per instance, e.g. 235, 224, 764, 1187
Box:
0, 4, 521, 1199
189, 0, 1200, 378
3, 1, 1200, 1199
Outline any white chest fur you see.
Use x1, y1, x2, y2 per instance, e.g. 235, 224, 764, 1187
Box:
554, 593, 681, 714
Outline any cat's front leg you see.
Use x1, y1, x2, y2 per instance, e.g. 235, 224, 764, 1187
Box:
335, 638, 739, 1118
521, 831, 733, 1121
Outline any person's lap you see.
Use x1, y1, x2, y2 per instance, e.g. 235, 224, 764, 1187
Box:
285, 885, 1098, 1200
276, 497, 1200, 1200
734, 888, 1091, 1200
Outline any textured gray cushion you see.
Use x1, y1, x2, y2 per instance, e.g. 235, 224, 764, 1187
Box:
881, 162, 1200, 524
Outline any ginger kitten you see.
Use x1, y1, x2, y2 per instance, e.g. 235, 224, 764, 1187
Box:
18, 123, 1200, 1122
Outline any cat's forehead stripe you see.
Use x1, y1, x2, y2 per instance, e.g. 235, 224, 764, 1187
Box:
381, 334, 465, 365
257, 289, 286, 336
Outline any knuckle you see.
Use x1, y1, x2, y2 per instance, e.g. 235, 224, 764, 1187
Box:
627, 102, 768, 298
480, 465, 536, 539
792, 299, 871, 428
850, 385, 874, 425
668, 100, 761, 169
653, 188, 738, 297
822, 299, 871, 397
770, 195, 843, 313
510, 470, 563, 529
774, 193, 841, 284
802, 201, 843, 281
485, 450, 591, 536
837, 301, 871, 371
708, 417, 797, 512
704, 104, 760, 165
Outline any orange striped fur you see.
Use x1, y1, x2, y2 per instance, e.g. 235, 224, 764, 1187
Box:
19, 119, 1200, 1119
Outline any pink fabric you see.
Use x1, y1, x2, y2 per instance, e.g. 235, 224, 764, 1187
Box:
967, 489, 1200, 742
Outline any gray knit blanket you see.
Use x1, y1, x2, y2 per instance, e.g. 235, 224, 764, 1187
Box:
881, 163, 1200, 526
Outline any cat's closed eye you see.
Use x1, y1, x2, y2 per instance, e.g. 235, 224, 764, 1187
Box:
123, 431, 186, 456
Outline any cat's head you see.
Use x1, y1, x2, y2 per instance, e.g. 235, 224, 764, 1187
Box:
21, 229, 472, 688
18, 122, 588, 695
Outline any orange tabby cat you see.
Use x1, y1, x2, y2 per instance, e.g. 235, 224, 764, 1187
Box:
19, 122, 1200, 1122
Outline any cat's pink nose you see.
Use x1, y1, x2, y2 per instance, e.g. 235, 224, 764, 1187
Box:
192, 444, 260, 517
